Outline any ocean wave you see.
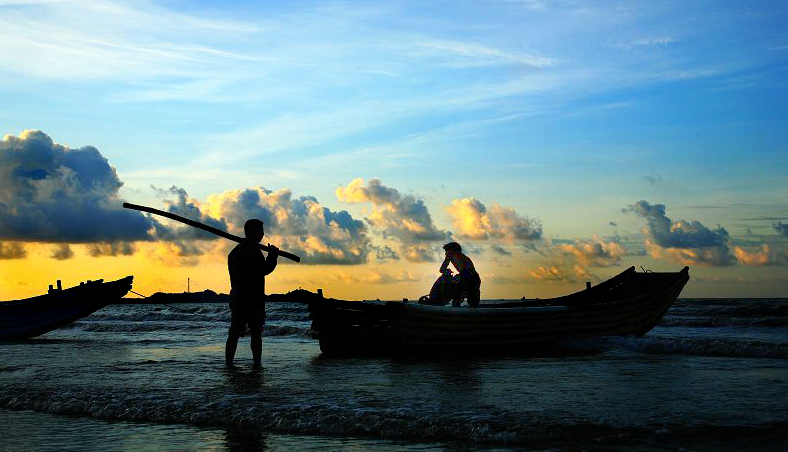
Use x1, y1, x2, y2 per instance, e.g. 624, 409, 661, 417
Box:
660, 315, 788, 328
87, 312, 227, 322
590, 336, 788, 359
87, 304, 311, 323
670, 299, 788, 318
264, 324, 312, 338
63, 320, 311, 337
92, 300, 788, 326
1, 389, 785, 447
71, 322, 213, 333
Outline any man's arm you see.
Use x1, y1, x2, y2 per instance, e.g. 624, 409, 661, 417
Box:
439, 256, 451, 273
262, 244, 279, 276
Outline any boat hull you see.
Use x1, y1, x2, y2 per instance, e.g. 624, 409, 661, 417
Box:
309, 267, 689, 355
0, 276, 133, 340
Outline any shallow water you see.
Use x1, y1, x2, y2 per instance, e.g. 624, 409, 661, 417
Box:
2, 298, 787, 451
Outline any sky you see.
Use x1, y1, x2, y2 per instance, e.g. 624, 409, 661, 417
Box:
1, 0, 787, 300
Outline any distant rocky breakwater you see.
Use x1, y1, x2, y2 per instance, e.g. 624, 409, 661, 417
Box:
122, 288, 322, 304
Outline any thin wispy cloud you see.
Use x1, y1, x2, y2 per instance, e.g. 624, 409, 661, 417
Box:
2, 1, 787, 298
0, 0, 257, 83
4, 0, 777, 180
405, 38, 553, 69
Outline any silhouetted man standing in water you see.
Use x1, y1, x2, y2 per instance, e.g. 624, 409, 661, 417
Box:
226, 219, 279, 368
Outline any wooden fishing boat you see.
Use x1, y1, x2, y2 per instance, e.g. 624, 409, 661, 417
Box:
307, 266, 689, 355
0, 276, 133, 340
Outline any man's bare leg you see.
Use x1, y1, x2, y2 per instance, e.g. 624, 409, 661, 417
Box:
225, 335, 239, 367
251, 332, 262, 367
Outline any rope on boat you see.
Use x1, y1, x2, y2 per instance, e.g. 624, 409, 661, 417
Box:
129, 290, 149, 298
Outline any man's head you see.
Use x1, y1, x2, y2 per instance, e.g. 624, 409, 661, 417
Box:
244, 219, 265, 243
443, 241, 462, 255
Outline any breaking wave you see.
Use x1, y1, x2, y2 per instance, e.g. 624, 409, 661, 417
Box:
87, 303, 311, 323
2, 388, 784, 446
583, 336, 788, 359
64, 320, 311, 338
660, 315, 788, 327
670, 298, 788, 318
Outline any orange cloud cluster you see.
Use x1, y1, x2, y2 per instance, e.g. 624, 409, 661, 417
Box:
331, 270, 423, 285
337, 178, 448, 262
528, 265, 590, 283
446, 198, 541, 241
556, 236, 626, 267
733, 244, 788, 267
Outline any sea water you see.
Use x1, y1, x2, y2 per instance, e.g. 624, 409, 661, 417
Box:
1, 298, 787, 451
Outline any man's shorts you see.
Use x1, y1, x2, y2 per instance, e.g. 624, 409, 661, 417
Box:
228, 303, 265, 338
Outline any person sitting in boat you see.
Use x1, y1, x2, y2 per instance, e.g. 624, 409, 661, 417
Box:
439, 242, 481, 307
225, 219, 279, 368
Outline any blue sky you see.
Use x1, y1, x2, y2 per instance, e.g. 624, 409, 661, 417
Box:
1, 0, 787, 298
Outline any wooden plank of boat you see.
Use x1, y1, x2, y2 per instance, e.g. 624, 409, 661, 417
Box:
393, 294, 684, 343
390, 276, 685, 331
0, 276, 133, 340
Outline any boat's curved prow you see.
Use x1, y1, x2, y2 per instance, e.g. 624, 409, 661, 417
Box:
1, 275, 134, 341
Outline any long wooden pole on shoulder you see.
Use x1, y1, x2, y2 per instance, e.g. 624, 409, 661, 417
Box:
122, 202, 301, 263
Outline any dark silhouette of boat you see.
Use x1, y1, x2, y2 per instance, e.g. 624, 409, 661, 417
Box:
0, 276, 133, 340
306, 266, 689, 355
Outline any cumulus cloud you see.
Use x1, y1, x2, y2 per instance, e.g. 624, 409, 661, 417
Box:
147, 241, 203, 267
337, 178, 449, 243
50, 244, 74, 260
775, 221, 788, 236
446, 198, 541, 241
0, 131, 257, 264
556, 236, 626, 267
336, 178, 448, 262
152, 186, 228, 241
0, 130, 156, 244
402, 244, 439, 263
528, 264, 598, 284
332, 270, 423, 285
371, 244, 399, 261
0, 131, 373, 266
490, 244, 513, 256
625, 200, 736, 266
206, 186, 370, 265
0, 241, 26, 259
486, 273, 521, 284
141, 186, 231, 265
733, 244, 788, 267
528, 265, 575, 282
87, 242, 136, 257
694, 275, 788, 284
